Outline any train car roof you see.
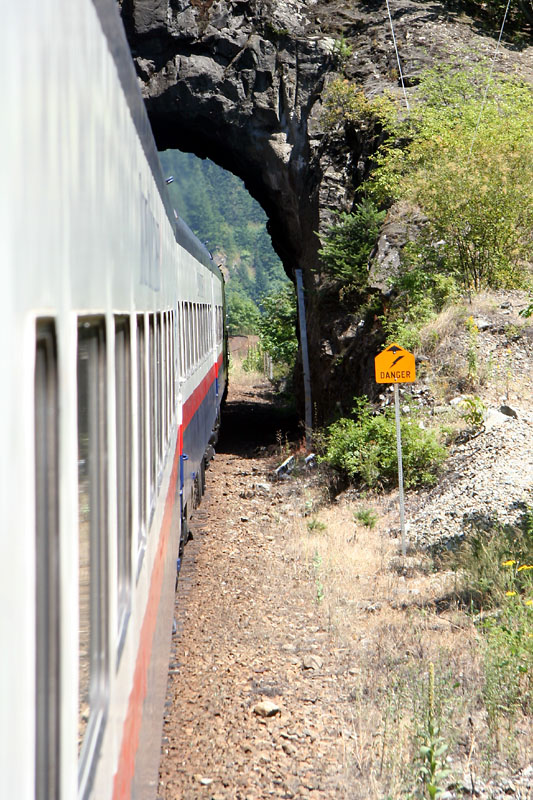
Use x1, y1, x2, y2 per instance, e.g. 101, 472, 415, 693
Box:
91, 0, 221, 279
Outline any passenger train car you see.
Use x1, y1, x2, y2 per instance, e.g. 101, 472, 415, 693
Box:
0, 1, 226, 798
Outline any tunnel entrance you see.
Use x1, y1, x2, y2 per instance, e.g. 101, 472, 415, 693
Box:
159, 149, 301, 433
122, 0, 379, 424
159, 149, 290, 337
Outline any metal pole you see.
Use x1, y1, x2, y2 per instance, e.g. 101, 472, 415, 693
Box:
394, 383, 407, 556
295, 269, 312, 447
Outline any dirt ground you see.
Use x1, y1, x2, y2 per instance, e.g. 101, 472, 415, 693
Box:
158, 359, 533, 800
158, 380, 356, 800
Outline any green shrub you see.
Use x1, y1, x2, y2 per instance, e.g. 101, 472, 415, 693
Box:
242, 343, 264, 373
380, 240, 460, 350
321, 398, 447, 489
482, 599, 533, 724
257, 286, 298, 369
367, 65, 533, 292
443, 508, 533, 609
460, 395, 486, 430
318, 201, 386, 286
307, 518, 327, 533
354, 508, 379, 529
321, 78, 398, 131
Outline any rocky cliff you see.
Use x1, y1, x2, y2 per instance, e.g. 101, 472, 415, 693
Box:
118, 0, 532, 422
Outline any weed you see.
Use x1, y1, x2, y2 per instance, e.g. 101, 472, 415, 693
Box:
519, 298, 533, 318
465, 316, 479, 383
313, 550, 325, 603
276, 429, 291, 458
482, 597, 533, 732
332, 35, 353, 68
242, 343, 264, 373
504, 347, 513, 400
354, 507, 379, 529
460, 395, 486, 430
414, 663, 452, 799
307, 518, 327, 533
441, 508, 533, 609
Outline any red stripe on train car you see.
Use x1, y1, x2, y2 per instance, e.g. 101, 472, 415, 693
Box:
112, 366, 218, 800
112, 443, 180, 800
182, 364, 217, 430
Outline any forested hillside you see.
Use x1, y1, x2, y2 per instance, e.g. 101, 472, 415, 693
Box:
159, 150, 289, 332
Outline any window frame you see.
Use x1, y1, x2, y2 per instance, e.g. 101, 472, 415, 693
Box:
34, 319, 61, 800
77, 317, 109, 799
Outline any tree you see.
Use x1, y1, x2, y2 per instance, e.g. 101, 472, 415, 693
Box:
258, 286, 298, 368
318, 200, 386, 285
226, 292, 260, 336
367, 65, 533, 291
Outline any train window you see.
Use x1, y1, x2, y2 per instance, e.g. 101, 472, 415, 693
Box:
148, 315, 156, 513
164, 311, 170, 440
201, 305, 205, 358
189, 303, 194, 369
156, 313, 163, 468
166, 312, 171, 436
182, 304, 187, 375
34, 320, 60, 800
177, 304, 183, 379
200, 304, 205, 360
190, 302, 195, 370
183, 303, 187, 377
198, 305, 203, 360
193, 304, 197, 367
115, 317, 132, 655
77, 318, 109, 794
136, 315, 147, 558
191, 303, 196, 367
170, 310, 175, 417
185, 303, 191, 374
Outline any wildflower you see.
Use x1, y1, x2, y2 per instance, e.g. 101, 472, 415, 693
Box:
525, 599, 533, 607
517, 564, 533, 572
505, 591, 517, 597
501, 559, 516, 567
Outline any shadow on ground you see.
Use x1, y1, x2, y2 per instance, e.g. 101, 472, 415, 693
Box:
217, 385, 301, 458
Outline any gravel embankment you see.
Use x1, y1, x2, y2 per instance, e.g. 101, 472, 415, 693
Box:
409, 407, 533, 551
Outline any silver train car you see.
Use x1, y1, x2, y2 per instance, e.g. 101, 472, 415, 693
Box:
0, 1, 227, 798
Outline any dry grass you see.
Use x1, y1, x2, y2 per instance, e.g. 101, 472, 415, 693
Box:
289, 491, 532, 798
228, 348, 264, 388
414, 291, 533, 406
281, 288, 533, 796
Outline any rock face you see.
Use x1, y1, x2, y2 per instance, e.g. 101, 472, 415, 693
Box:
118, 0, 533, 422
120, 0, 330, 271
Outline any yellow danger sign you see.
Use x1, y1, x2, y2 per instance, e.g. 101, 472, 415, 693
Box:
375, 343, 416, 384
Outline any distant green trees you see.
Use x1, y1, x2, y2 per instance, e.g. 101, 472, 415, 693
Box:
226, 293, 260, 336
159, 150, 290, 337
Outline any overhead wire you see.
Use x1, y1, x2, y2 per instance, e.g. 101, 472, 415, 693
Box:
385, 0, 410, 112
